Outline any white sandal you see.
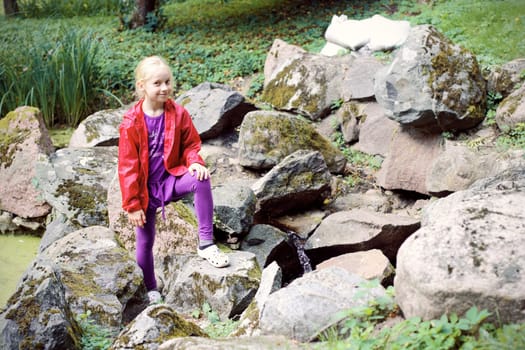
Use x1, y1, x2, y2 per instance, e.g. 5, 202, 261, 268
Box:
197, 244, 229, 268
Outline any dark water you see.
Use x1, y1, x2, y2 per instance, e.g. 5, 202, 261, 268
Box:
0, 234, 40, 307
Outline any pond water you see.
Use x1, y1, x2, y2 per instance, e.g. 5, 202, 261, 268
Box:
0, 234, 41, 308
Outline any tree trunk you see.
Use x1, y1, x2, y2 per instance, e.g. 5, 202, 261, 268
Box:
132, 0, 157, 28
3, 0, 19, 17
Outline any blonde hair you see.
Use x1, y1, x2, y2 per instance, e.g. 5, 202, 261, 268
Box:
134, 55, 174, 99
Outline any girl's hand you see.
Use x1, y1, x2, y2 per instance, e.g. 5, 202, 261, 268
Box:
188, 163, 209, 181
128, 209, 146, 228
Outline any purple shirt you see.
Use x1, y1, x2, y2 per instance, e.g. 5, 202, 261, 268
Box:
145, 112, 172, 208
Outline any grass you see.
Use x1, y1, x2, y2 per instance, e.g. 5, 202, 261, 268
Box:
1, 0, 524, 127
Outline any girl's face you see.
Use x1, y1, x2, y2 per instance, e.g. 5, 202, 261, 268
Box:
138, 64, 173, 106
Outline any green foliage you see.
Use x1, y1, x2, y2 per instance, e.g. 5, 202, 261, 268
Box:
200, 302, 239, 338
317, 290, 525, 350
332, 131, 383, 170
17, 0, 120, 18
2, 0, 523, 128
483, 91, 503, 127
0, 26, 103, 127
496, 122, 525, 150
76, 311, 114, 350
246, 73, 265, 99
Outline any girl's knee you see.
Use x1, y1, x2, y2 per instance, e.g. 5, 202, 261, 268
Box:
194, 177, 211, 192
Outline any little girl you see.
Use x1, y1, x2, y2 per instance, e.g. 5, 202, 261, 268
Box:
118, 55, 229, 304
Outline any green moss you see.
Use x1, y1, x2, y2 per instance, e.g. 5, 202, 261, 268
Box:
246, 113, 340, 168
147, 305, 208, 338
55, 179, 107, 221
0, 111, 32, 168
84, 121, 101, 144
179, 97, 192, 107
261, 58, 328, 118
49, 127, 75, 148
171, 201, 198, 227
425, 27, 485, 120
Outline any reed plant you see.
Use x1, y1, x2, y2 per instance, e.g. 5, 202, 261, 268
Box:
0, 27, 100, 127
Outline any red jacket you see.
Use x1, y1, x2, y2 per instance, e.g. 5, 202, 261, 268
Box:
118, 99, 205, 213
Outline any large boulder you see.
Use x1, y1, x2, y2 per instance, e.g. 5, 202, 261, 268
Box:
375, 127, 443, 195
262, 39, 383, 120
0, 256, 81, 350
238, 110, 346, 174
35, 146, 118, 227
374, 25, 486, 133
110, 304, 207, 350
40, 226, 145, 333
176, 82, 256, 140
251, 150, 332, 216
68, 106, 127, 147
305, 208, 420, 265
0, 226, 143, 350
395, 167, 525, 324
259, 266, 386, 342
161, 251, 261, 320
0, 106, 53, 218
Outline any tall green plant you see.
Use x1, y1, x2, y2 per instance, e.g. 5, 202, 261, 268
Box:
0, 27, 100, 127
53, 28, 100, 126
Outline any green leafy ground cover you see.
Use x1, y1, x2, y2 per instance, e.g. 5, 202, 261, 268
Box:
1, 0, 524, 126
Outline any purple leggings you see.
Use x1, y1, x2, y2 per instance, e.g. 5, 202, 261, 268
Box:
136, 172, 214, 291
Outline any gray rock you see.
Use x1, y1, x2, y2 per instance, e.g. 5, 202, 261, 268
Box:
262, 40, 383, 120
305, 208, 420, 263
495, 82, 525, 131
375, 127, 442, 195
41, 226, 145, 334
212, 181, 256, 236
232, 262, 282, 338
38, 209, 80, 252
395, 167, 525, 324
240, 224, 288, 270
238, 110, 346, 174
0, 106, 53, 218
426, 139, 525, 196
161, 251, 260, 320
486, 58, 525, 98
35, 146, 118, 226
259, 266, 386, 342
374, 25, 486, 133
0, 256, 80, 350
251, 150, 332, 216
176, 82, 256, 140
0, 226, 143, 350
111, 304, 207, 350
68, 106, 127, 147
